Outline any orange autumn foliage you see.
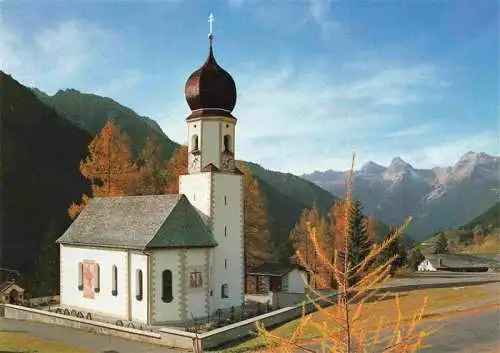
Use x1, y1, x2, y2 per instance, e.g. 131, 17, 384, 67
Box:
68, 120, 137, 219
365, 215, 380, 243
164, 145, 188, 194
237, 162, 275, 267
132, 134, 170, 195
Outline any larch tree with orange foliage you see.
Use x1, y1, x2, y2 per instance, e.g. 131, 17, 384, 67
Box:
237, 162, 275, 268
131, 133, 170, 195
68, 120, 137, 219
365, 215, 381, 244
258, 154, 434, 353
290, 207, 331, 289
164, 145, 188, 194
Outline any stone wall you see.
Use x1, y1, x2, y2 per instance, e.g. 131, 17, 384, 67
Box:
1, 304, 199, 351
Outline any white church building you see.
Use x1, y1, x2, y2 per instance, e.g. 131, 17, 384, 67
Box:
56, 28, 245, 325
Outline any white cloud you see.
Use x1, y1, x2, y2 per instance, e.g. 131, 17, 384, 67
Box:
0, 19, 116, 93
309, 0, 342, 40
227, 0, 246, 7
153, 58, 446, 174
402, 133, 498, 168
95, 70, 145, 98
384, 123, 437, 138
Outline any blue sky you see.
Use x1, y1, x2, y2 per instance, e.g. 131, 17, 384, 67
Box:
1, 0, 498, 174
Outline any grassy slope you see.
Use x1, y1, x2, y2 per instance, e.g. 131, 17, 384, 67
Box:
218, 284, 497, 352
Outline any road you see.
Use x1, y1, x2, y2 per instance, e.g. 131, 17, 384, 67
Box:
421, 308, 500, 353
302, 306, 500, 353
0, 316, 185, 353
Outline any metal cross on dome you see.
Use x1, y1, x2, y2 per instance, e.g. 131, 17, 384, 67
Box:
208, 13, 214, 36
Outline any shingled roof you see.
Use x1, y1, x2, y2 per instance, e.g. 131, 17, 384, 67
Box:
56, 194, 217, 249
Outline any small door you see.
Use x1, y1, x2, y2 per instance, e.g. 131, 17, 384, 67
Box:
270, 276, 282, 292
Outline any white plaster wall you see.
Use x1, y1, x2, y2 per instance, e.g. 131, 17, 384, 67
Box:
212, 173, 244, 310
59, 245, 128, 319
179, 173, 212, 217
417, 259, 436, 271
130, 252, 148, 323
185, 249, 209, 319
152, 249, 181, 323
286, 270, 307, 294
187, 122, 202, 173
200, 120, 220, 168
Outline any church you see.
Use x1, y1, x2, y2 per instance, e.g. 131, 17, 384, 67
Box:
56, 23, 245, 325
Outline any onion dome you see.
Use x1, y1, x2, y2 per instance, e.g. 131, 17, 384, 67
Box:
185, 34, 237, 116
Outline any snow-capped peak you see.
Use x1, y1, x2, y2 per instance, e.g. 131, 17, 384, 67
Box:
383, 157, 420, 181
360, 161, 386, 174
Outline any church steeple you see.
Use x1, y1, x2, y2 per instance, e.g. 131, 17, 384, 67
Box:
184, 14, 238, 174
184, 14, 237, 117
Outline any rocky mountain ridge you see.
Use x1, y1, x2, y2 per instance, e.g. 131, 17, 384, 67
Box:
302, 153, 499, 240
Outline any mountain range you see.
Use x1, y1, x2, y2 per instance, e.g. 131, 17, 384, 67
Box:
2, 69, 497, 279
1, 71, 336, 276
302, 153, 499, 241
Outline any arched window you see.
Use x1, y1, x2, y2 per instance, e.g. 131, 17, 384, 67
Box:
191, 134, 199, 152
162, 270, 173, 303
112, 265, 118, 296
94, 264, 100, 293
223, 134, 231, 152
221, 284, 229, 298
136, 269, 143, 301
78, 262, 83, 290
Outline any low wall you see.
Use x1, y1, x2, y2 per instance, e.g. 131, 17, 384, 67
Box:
245, 293, 272, 304
1, 304, 199, 351
201, 293, 336, 350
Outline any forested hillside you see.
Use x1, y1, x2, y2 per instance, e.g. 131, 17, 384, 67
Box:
1, 72, 91, 276
32, 88, 179, 160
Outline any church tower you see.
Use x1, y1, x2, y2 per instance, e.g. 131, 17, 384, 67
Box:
179, 17, 244, 312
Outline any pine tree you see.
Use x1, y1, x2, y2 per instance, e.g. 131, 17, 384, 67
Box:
290, 207, 331, 289
365, 215, 380, 243
33, 215, 61, 296
347, 199, 372, 282
132, 133, 170, 195
238, 162, 274, 267
376, 227, 408, 275
69, 120, 137, 219
164, 145, 188, 194
408, 247, 425, 270
434, 233, 449, 254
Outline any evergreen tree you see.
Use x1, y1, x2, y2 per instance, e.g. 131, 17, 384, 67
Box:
132, 133, 170, 195
408, 248, 425, 270
347, 200, 371, 283
434, 233, 449, 254
33, 215, 61, 296
373, 227, 407, 275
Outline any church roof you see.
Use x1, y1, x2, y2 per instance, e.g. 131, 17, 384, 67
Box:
247, 263, 306, 277
56, 194, 217, 250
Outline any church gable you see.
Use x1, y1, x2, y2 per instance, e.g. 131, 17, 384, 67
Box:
146, 196, 217, 248
56, 194, 216, 249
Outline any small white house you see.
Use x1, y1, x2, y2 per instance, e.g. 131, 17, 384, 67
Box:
417, 254, 499, 272
246, 264, 308, 294
417, 258, 439, 271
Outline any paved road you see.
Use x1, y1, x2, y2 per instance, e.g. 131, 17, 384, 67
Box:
303, 306, 500, 353
421, 307, 500, 353
0, 317, 186, 353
